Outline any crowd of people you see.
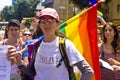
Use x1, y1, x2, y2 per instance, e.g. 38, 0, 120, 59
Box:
0, 7, 120, 80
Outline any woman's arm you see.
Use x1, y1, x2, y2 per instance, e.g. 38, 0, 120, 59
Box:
65, 39, 94, 80
74, 60, 94, 80
15, 51, 35, 76
7, 46, 35, 76
18, 60, 35, 76
108, 58, 120, 66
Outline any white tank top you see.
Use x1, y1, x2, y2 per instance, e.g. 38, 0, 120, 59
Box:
2, 40, 22, 80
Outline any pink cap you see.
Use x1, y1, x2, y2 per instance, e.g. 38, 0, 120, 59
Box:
38, 8, 59, 21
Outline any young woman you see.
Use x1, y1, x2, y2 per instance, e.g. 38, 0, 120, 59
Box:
99, 22, 120, 80
8, 8, 93, 80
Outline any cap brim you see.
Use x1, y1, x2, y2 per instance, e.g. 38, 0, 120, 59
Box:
8, 19, 20, 26
39, 14, 57, 19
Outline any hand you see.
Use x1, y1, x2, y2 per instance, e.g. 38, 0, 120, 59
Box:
111, 65, 120, 72
7, 45, 17, 64
20, 19, 26, 30
31, 17, 37, 28
108, 58, 120, 66
15, 51, 23, 66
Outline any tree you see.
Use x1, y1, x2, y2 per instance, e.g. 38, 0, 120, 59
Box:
1, 6, 15, 21
1, 0, 41, 21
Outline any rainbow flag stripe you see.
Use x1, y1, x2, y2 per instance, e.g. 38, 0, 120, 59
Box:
59, 1, 102, 80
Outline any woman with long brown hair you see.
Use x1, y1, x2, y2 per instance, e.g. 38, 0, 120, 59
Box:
99, 22, 120, 80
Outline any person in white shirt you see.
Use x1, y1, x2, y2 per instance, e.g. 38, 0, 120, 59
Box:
7, 8, 94, 80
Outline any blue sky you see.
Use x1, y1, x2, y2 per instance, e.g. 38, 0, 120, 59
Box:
0, 0, 12, 10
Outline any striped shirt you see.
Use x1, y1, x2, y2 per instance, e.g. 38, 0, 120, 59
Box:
100, 47, 120, 80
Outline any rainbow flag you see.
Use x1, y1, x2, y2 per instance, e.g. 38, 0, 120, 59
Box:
59, 1, 102, 80
97, 10, 103, 18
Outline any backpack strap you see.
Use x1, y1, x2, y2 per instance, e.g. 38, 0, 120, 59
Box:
59, 37, 69, 67
59, 37, 76, 80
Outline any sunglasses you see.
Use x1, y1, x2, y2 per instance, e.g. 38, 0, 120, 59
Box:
39, 19, 57, 24
23, 33, 32, 36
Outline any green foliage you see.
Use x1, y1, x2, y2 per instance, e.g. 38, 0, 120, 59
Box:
1, 0, 40, 21
1, 6, 15, 21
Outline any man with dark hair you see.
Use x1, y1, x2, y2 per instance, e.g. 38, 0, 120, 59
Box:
1, 19, 24, 80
